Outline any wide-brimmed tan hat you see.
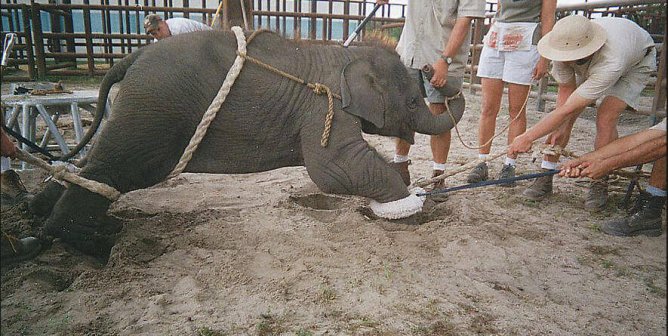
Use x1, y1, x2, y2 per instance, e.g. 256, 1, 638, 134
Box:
537, 15, 607, 62
143, 14, 163, 33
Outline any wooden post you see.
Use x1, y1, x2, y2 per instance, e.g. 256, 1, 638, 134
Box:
536, 76, 548, 112
469, 18, 483, 94
30, 1, 47, 79
310, 0, 316, 40
82, 4, 96, 76
342, 0, 349, 42
650, 31, 667, 117
22, 4, 36, 80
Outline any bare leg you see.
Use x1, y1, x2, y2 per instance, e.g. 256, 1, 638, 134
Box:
478, 78, 504, 155
594, 96, 626, 150
429, 103, 450, 164
506, 83, 531, 159
395, 138, 411, 156
649, 156, 667, 190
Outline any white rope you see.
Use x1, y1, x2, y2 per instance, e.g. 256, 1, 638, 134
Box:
167, 26, 247, 178
15, 149, 121, 201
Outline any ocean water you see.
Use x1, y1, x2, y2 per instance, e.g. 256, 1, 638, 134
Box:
1, 10, 359, 41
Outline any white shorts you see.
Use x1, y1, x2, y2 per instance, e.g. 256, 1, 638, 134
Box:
476, 45, 541, 85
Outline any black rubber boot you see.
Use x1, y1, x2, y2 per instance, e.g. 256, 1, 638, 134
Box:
1, 233, 42, 265
602, 192, 665, 237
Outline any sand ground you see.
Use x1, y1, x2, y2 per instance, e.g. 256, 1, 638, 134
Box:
1, 81, 665, 335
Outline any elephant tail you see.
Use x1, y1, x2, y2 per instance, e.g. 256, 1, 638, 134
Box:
55, 49, 145, 162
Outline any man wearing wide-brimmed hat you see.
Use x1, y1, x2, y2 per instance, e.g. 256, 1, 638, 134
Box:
508, 15, 656, 211
144, 14, 212, 41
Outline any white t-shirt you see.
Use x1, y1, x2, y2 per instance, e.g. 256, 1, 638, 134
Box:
551, 17, 655, 101
650, 118, 666, 132
166, 18, 212, 36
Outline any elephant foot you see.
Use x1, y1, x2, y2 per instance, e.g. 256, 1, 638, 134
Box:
368, 188, 426, 220
29, 181, 66, 217
45, 215, 122, 260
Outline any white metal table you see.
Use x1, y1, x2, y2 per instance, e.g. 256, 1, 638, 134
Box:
2, 90, 110, 168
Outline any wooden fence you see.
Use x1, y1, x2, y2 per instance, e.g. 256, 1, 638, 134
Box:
1, 0, 666, 116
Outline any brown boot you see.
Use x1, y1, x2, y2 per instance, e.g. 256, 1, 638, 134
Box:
1, 170, 30, 203
390, 160, 411, 186
428, 170, 449, 202
1, 233, 42, 265
522, 171, 553, 201
431, 170, 445, 190
584, 177, 608, 211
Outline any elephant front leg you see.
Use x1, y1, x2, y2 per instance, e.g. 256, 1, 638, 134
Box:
302, 139, 425, 219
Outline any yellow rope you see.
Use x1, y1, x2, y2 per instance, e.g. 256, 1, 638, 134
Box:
235, 47, 341, 148
2, 231, 18, 253
448, 84, 532, 150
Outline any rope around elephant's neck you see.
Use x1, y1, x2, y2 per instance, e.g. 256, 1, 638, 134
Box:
169, 28, 341, 179
233, 41, 341, 147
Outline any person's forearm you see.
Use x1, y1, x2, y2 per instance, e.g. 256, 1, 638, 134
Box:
540, 0, 556, 37
443, 17, 473, 57
581, 129, 666, 163
601, 134, 667, 170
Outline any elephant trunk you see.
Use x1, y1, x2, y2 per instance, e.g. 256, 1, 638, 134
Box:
410, 94, 465, 135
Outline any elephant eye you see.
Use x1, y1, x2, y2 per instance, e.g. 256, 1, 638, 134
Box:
407, 97, 418, 109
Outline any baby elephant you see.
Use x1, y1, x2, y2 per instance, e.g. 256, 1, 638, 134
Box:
32, 28, 465, 258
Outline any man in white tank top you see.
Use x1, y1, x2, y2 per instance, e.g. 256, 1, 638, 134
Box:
144, 14, 212, 41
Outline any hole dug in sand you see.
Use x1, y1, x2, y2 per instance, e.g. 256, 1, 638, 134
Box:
289, 193, 348, 210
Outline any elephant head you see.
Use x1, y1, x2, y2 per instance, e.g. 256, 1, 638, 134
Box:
340, 50, 465, 143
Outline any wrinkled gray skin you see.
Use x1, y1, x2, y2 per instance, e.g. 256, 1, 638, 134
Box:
34, 30, 464, 258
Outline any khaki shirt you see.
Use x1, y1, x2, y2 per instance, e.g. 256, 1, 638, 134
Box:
396, 0, 486, 77
551, 17, 655, 101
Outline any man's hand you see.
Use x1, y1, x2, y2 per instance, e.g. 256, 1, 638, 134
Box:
507, 134, 533, 156
559, 159, 614, 180
375, 0, 389, 4
532, 57, 549, 80
559, 158, 585, 177
1, 129, 18, 158
430, 58, 448, 88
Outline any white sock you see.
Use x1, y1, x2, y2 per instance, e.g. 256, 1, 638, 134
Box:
478, 154, 489, 160
0, 156, 10, 172
541, 160, 558, 170
393, 154, 409, 163
433, 162, 446, 171
646, 185, 667, 197
504, 157, 516, 166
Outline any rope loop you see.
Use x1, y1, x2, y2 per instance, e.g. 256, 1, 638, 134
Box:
311, 83, 327, 95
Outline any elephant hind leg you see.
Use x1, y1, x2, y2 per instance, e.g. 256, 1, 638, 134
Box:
44, 186, 121, 260
29, 181, 66, 218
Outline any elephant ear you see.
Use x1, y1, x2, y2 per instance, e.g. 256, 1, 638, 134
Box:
340, 59, 385, 128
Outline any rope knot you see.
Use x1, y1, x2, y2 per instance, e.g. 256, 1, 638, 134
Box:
51, 165, 68, 181
312, 83, 329, 95
446, 90, 462, 101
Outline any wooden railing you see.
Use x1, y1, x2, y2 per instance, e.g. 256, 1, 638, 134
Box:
1, 0, 665, 116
